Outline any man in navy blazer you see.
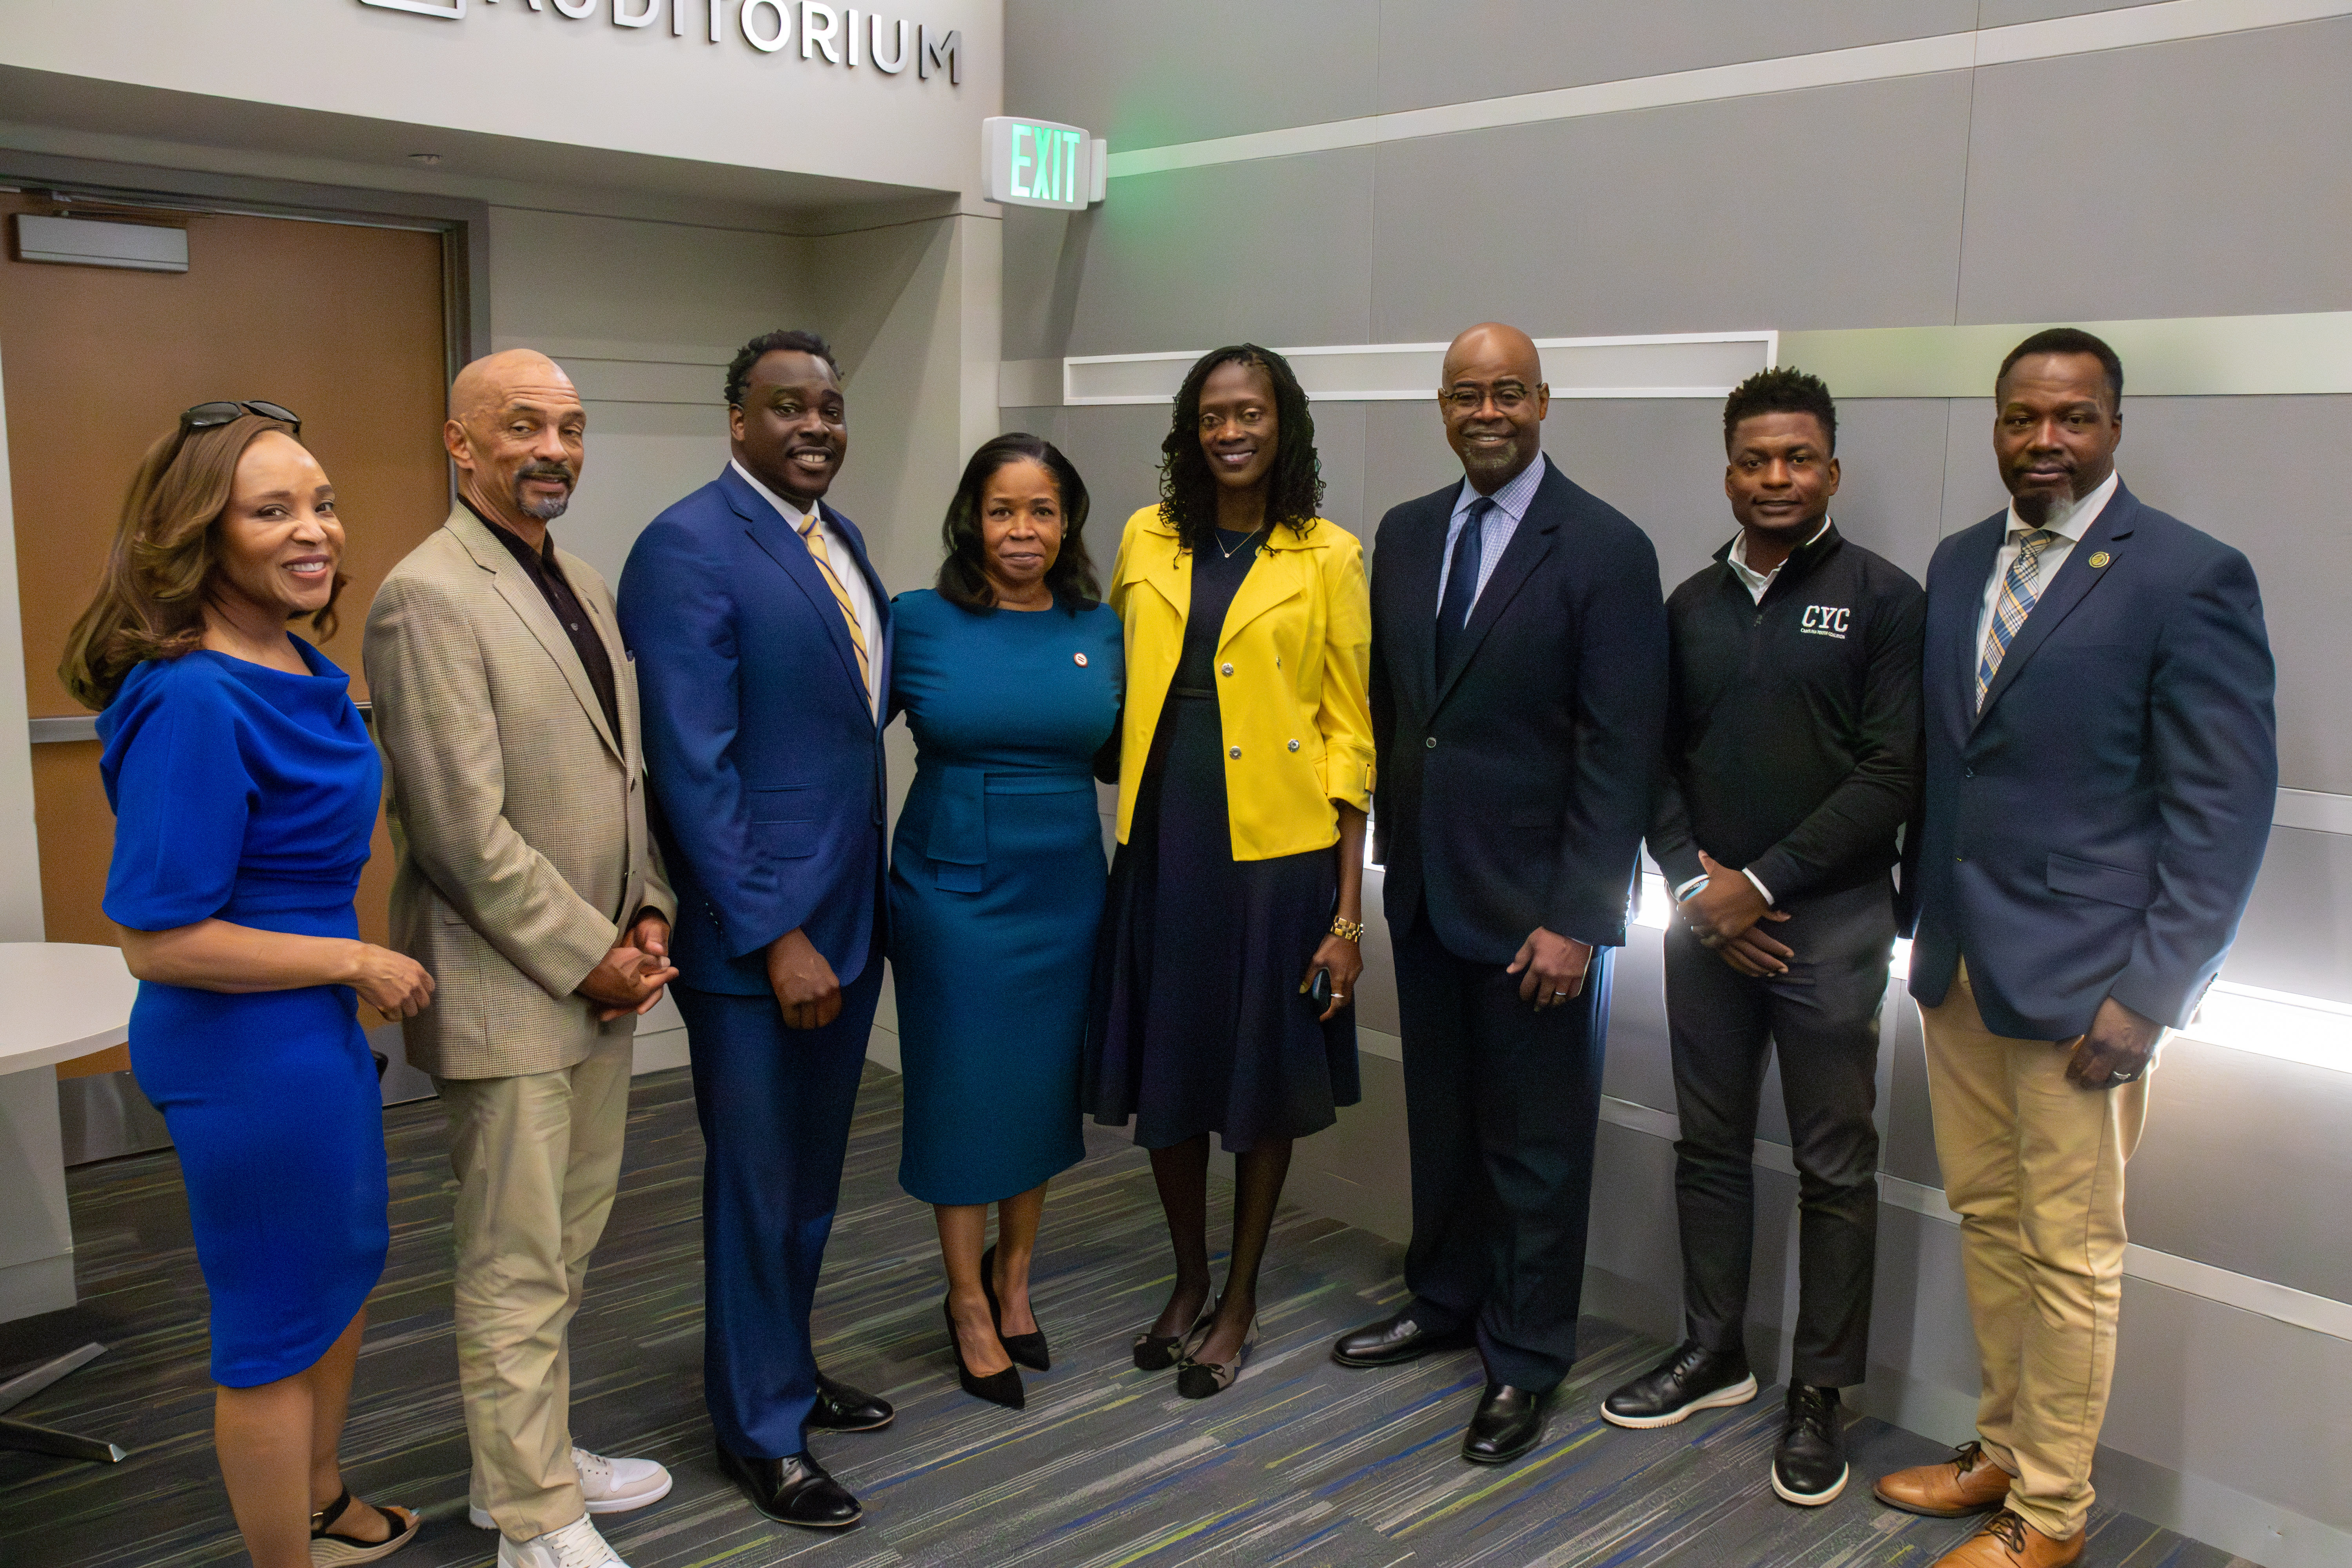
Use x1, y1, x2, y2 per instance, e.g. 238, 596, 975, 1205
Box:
1873, 330, 2275, 1568
1333, 323, 1668, 1466
617, 330, 895, 1532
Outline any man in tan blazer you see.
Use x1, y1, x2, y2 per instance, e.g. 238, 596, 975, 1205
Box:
364, 350, 678, 1568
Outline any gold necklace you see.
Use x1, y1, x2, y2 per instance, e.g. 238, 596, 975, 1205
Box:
1216, 527, 1265, 559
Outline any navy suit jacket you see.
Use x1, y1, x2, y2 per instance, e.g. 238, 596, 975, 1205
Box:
1908, 481, 2276, 1040
1369, 457, 1669, 963
617, 466, 893, 996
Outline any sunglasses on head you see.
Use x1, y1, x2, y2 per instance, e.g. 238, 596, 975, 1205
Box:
178, 400, 302, 437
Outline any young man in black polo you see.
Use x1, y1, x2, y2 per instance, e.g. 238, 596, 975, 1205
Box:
1601, 368, 1924, 1507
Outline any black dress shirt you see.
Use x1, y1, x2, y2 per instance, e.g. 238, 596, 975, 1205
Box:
470, 504, 622, 743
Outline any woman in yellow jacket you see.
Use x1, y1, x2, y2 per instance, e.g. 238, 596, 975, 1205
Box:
1087, 344, 1374, 1398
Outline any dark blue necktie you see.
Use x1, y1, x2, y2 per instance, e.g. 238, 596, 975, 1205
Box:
1436, 495, 1494, 677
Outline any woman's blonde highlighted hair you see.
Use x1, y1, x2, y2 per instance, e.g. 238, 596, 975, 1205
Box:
59, 414, 344, 710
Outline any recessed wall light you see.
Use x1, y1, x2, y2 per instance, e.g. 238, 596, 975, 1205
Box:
1635, 875, 2350, 1072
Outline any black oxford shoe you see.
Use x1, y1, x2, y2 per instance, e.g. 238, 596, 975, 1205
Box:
1771, 1382, 1849, 1506
808, 1373, 895, 1432
1600, 1339, 1757, 1429
716, 1445, 862, 1529
1462, 1383, 1551, 1465
1330, 1312, 1472, 1368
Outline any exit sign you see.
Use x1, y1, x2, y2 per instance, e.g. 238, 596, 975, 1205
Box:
984, 117, 1105, 210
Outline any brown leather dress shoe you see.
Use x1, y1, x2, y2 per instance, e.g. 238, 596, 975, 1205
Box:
1874, 1439, 2014, 1517
1930, 1510, 2084, 1567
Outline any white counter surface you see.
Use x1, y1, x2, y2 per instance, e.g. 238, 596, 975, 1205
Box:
0, 943, 138, 1076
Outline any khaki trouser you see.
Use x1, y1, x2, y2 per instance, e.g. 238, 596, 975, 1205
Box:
1920, 963, 2149, 1541
437, 1040, 633, 1543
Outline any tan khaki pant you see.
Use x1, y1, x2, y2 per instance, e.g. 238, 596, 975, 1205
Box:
437, 1041, 633, 1543
1920, 963, 2149, 1541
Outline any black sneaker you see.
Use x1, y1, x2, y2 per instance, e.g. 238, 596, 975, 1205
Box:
1600, 1340, 1758, 1429
1771, 1382, 1849, 1506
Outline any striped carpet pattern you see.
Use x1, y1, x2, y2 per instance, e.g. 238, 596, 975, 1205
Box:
1, 1065, 2245, 1568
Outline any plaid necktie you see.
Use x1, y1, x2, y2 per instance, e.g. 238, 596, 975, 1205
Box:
1976, 527, 2056, 711
798, 512, 872, 701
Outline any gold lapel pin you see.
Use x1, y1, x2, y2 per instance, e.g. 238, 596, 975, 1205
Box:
2089, 551, 2112, 568
1074, 652, 1089, 666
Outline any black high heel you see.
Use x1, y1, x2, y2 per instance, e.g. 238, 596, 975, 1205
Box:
980, 1243, 1051, 1372
944, 1298, 1024, 1408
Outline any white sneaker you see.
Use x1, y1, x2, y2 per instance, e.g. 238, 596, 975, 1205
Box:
495, 1514, 628, 1568
573, 1448, 673, 1514
470, 1448, 674, 1529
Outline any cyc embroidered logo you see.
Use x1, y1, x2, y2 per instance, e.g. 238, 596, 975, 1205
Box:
1800, 605, 1851, 639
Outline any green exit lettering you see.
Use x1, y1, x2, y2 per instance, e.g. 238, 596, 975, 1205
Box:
1009, 123, 1084, 203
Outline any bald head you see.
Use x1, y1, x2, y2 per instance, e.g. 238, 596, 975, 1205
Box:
449, 348, 577, 425
1442, 323, 1542, 387
444, 348, 586, 538
1439, 322, 1548, 492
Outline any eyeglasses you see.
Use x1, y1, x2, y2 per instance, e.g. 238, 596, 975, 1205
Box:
179, 399, 301, 437
1441, 385, 1535, 412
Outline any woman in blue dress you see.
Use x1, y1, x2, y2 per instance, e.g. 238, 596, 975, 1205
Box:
61, 407, 432, 1568
889, 433, 1122, 1410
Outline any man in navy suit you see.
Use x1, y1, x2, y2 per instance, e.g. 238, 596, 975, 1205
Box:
1873, 330, 2275, 1568
617, 330, 896, 1532
1333, 322, 1668, 1465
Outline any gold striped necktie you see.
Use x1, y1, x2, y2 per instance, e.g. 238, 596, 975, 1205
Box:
798, 512, 872, 700
1976, 526, 2056, 711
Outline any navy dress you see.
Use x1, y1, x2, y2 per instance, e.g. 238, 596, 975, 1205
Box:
1088, 531, 1360, 1152
888, 589, 1123, 1205
97, 639, 389, 1388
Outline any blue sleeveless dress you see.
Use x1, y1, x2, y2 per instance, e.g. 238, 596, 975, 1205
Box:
97, 639, 389, 1388
887, 590, 1123, 1205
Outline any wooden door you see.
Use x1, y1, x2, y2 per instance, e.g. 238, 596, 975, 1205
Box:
1, 194, 450, 1075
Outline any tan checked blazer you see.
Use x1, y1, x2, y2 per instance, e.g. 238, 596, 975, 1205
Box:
363, 505, 675, 1080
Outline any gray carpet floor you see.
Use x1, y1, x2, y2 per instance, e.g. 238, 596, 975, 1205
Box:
0, 1064, 2247, 1567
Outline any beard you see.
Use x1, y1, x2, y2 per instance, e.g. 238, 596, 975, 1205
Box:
1458, 432, 1526, 480
2013, 484, 2074, 529
514, 462, 574, 521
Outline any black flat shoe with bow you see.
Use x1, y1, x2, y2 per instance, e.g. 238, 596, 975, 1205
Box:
1132, 1295, 1216, 1371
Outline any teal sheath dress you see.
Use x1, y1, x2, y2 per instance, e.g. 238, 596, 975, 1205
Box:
887, 588, 1124, 1205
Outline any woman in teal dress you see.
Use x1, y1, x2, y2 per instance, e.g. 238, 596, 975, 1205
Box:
889, 433, 1122, 1410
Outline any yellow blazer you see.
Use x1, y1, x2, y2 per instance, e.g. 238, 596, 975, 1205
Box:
1107, 505, 1375, 860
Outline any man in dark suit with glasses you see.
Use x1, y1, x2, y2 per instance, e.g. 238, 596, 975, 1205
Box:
1334, 321, 1668, 1466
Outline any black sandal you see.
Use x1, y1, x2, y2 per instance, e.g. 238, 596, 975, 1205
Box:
310, 1486, 421, 1565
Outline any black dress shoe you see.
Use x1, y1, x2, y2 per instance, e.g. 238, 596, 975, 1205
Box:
1600, 1339, 1757, 1429
1463, 1383, 1551, 1465
1771, 1382, 1849, 1506
944, 1298, 1025, 1409
980, 1244, 1050, 1371
1330, 1311, 1472, 1368
808, 1373, 895, 1432
716, 1445, 862, 1529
